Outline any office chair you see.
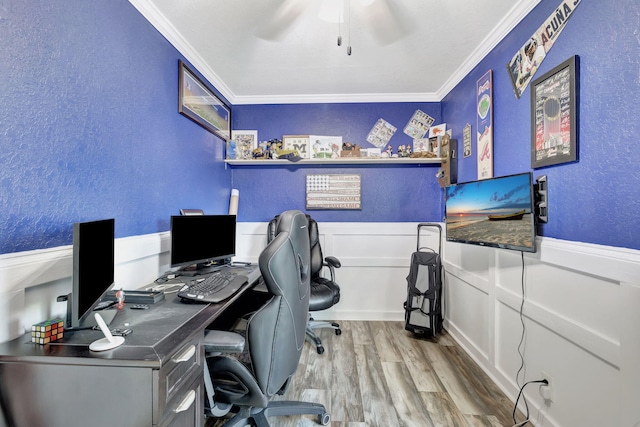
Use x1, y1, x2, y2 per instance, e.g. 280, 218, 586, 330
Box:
268, 214, 342, 355
203, 210, 330, 426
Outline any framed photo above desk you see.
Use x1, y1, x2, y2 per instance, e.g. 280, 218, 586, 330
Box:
178, 60, 231, 141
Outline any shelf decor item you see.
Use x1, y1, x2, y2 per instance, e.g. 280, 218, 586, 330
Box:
530, 55, 579, 169
309, 135, 343, 159
403, 109, 435, 139
232, 130, 258, 159
282, 135, 311, 159
178, 60, 231, 141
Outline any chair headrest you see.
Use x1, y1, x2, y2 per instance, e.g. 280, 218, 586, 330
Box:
259, 210, 310, 298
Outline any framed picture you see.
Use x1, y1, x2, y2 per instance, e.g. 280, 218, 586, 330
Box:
232, 130, 258, 159
178, 60, 231, 141
306, 174, 361, 210
309, 135, 343, 159
282, 135, 310, 159
530, 55, 579, 168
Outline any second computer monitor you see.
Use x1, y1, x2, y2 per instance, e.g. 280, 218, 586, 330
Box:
170, 215, 236, 274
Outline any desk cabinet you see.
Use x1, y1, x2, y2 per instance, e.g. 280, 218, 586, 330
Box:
0, 277, 257, 427
0, 332, 204, 427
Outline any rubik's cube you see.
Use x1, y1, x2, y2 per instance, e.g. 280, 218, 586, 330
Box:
31, 318, 64, 344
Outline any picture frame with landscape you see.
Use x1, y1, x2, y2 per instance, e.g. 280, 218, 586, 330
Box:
178, 60, 231, 141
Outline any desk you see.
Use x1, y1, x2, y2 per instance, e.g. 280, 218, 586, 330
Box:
0, 267, 260, 427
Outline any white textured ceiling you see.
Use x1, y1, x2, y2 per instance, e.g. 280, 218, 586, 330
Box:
129, 0, 539, 104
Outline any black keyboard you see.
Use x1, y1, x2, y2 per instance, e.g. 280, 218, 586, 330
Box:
178, 270, 248, 303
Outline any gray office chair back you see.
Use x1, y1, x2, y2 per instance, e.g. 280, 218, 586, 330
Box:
267, 215, 326, 281
251, 209, 310, 396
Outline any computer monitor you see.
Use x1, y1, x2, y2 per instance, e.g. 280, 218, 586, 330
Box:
65, 218, 117, 329
170, 215, 236, 275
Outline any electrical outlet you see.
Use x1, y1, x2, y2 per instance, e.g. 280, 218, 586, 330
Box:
540, 371, 554, 404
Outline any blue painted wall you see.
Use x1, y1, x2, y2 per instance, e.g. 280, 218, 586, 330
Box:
442, 0, 640, 250
232, 103, 443, 222
2, 0, 638, 254
0, 1, 231, 254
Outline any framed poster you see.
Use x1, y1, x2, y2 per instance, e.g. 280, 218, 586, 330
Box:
531, 55, 579, 168
306, 174, 361, 210
178, 60, 231, 141
477, 70, 493, 179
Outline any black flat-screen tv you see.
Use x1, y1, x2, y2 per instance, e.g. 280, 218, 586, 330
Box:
170, 215, 236, 275
445, 172, 537, 252
66, 218, 116, 329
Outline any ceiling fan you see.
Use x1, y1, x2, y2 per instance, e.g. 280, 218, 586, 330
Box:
255, 0, 415, 49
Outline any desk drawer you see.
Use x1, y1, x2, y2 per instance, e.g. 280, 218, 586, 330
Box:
159, 375, 203, 427
157, 334, 203, 422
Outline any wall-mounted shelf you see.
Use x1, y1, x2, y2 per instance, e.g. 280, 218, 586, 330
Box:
225, 157, 443, 166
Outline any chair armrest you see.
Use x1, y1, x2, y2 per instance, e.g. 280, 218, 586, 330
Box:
203, 330, 245, 355
324, 256, 341, 269
323, 256, 341, 282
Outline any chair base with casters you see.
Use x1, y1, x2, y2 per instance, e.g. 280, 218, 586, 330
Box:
306, 273, 342, 354
213, 401, 330, 427
306, 315, 341, 354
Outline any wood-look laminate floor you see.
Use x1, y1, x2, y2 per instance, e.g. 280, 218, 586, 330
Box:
205, 321, 521, 427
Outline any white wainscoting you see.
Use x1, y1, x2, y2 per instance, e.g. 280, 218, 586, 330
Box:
444, 237, 640, 427
2, 222, 639, 426
235, 222, 442, 321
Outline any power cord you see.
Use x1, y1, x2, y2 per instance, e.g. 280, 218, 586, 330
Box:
512, 379, 549, 426
515, 252, 527, 383
511, 252, 548, 427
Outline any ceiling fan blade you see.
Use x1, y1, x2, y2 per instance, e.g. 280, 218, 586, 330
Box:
255, 0, 310, 41
354, 0, 415, 45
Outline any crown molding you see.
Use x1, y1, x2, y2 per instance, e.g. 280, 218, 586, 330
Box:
437, 0, 541, 100
129, 0, 540, 105
232, 91, 441, 105
127, 0, 235, 103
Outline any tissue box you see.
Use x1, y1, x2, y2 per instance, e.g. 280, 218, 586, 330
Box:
31, 318, 64, 344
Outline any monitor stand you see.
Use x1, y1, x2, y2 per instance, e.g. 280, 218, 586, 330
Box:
78, 308, 118, 330
178, 259, 231, 277
59, 293, 119, 330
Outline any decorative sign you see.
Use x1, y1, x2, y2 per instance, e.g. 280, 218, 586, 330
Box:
477, 70, 493, 180
507, 0, 582, 98
403, 110, 435, 139
463, 123, 472, 158
306, 174, 361, 210
366, 119, 397, 148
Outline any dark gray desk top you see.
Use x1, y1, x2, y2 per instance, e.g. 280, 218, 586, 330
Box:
0, 278, 256, 369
